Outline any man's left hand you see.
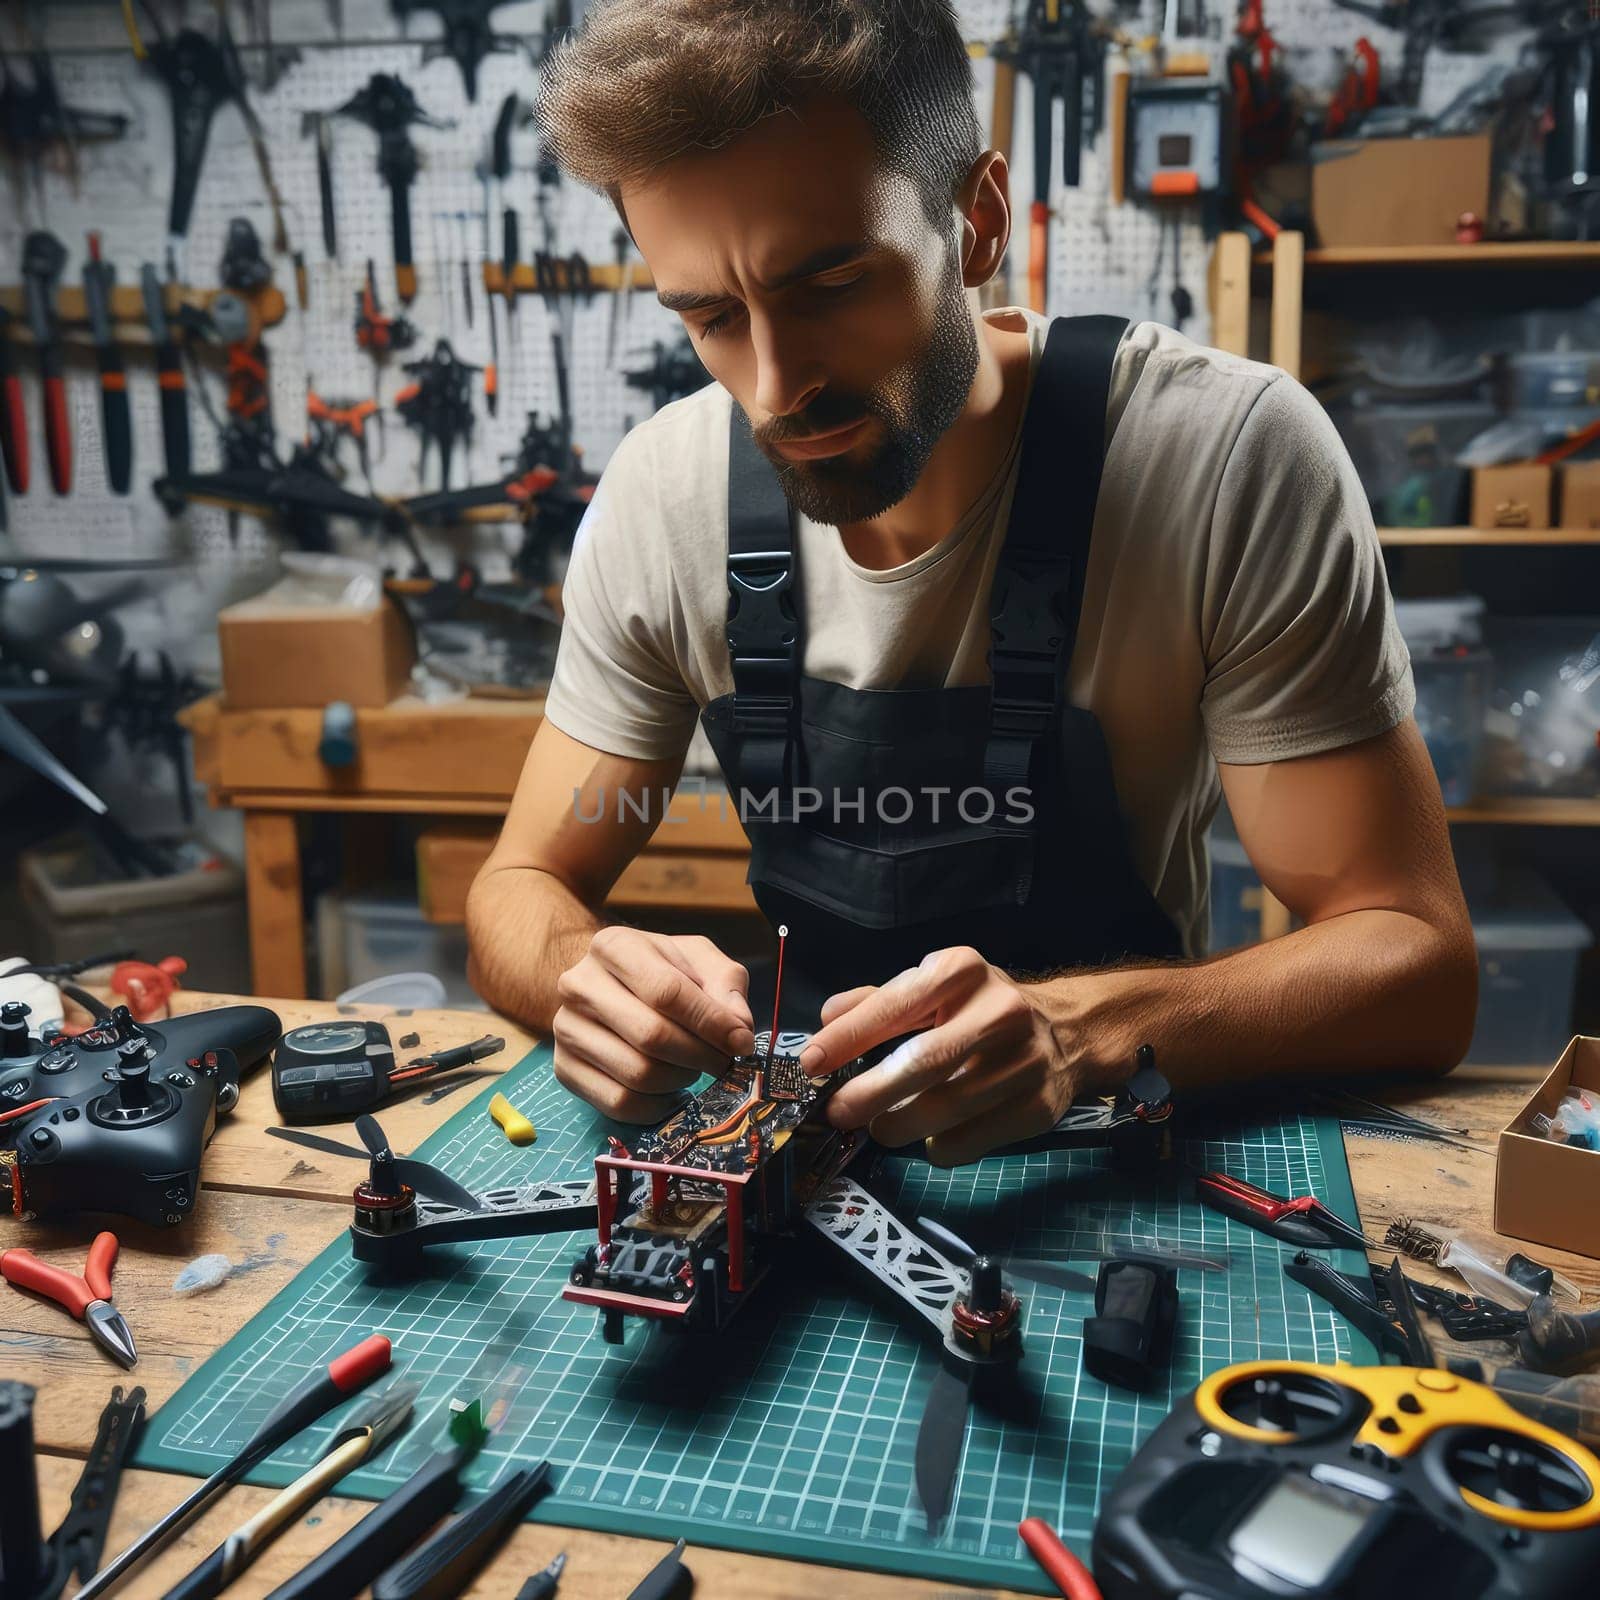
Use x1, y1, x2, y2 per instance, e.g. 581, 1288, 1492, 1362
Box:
799, 946, 1097, 1165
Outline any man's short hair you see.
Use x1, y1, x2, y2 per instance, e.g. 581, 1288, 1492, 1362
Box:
533, 0, 983, 241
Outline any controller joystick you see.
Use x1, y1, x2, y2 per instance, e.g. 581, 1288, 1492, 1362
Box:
114, 1044, 153, 1105
109, 1005, 142, 1044
1, 1001, 30, 1058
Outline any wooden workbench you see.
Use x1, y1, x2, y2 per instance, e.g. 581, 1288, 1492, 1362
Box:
181, 695, 757, 1002
7, 992, 1597, 1598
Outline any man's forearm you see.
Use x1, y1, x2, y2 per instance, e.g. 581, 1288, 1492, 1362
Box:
465, 864, 604, 1034
1044, 907, 1478, 1092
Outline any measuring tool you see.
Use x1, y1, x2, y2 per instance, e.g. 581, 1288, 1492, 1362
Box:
272, 1021, 505, 1121
1093, 1360, 1600, 1598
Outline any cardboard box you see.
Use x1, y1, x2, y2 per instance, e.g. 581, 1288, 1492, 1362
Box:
1560, 461, 1600, 530
1471, 462, 1552, 530
1310, 135, 1492, 249
219, 596, 415, 710
1495, 1035, 1600, 1260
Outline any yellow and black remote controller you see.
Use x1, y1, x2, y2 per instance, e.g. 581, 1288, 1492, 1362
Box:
1093, 1360, 1600, 1598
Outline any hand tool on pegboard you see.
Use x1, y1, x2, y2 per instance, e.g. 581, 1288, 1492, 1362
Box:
477, 93, 520, 415
306, 392, 381, 487
391, 0, 516, 103
301, 110, 339, 261
1227, 0, 1291, 241
140, 263, 191, 482
1014, 1, 1108, 313
335, 73, 454, 305
355, 259, 418, 437
397, 340, 480, 491
606, 224, 634, 369
122, 3, 291, 261
21, 229, 71, 497
0, 306, 29, 497
0, 25, 130, 206
83, 233, 133, 496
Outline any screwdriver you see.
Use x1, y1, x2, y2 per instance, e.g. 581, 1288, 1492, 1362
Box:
72, 1333, 393, 1598
162, 1382, 418, 1600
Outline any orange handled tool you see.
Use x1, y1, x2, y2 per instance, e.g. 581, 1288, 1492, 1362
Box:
1, 1231, 137, 1367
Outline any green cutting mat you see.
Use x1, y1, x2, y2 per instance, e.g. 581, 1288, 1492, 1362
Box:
135, 1042, 1375, 1594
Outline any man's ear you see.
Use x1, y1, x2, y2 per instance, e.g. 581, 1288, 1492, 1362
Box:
957, 150, 1010, 288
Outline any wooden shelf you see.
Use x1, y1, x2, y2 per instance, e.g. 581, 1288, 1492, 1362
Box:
1447, 797, 1600, 826
1253, 242, 1600, 269
1378, 527, 1600, 547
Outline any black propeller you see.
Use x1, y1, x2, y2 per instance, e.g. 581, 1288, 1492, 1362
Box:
916, 1216, 1098, 1295
916, 1215, 1227, 1287
914, 1359, 973, 1536
267, 1117, 483, 1212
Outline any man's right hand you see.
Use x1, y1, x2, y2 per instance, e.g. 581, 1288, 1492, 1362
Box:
552, 927, 757, 1122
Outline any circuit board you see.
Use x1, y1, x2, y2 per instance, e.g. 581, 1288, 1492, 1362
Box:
133, 1041, 1376, 1595
635, 1051, 832, 1172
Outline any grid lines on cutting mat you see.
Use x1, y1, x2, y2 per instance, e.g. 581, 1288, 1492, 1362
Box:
135, 1047, 1370, 1595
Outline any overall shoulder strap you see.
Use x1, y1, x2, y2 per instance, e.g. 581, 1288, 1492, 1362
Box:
725, 403, 798, 792
984, 313, 1127, 803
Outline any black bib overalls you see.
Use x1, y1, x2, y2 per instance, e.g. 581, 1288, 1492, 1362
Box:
699, 315, 1183, 1023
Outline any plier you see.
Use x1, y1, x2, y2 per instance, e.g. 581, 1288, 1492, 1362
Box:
1196, 1171, 1370, 1252
2, 1231, 138, 1368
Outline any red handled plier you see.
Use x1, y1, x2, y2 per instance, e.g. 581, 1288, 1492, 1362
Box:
1196, 1171, 1370, 1252
2, 1231, 138, 1368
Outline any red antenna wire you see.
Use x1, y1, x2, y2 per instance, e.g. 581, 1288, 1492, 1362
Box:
766, 923, 788, 1065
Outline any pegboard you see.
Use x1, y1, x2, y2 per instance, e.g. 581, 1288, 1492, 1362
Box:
0, 1, 1539, 684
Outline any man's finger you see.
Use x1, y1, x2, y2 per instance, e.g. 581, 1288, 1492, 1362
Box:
867, 1054, 1032, 1148
596, 933, 752, 1054
826, 1018, 986, 1130
923, 1090, 1060, 1168
551, 1038, 688, 1125
566, 964, 729, 1074
667, 935, 756, 1038
555, 1007, 702, 1096
819, 985, 877, 1026
798, 961, 956, 1074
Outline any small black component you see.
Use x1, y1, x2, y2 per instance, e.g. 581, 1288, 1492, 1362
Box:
371, 1460, 550, 1600
398, 1032, 420, 1050
272, 1020, 396, 1121
1082, 1257, 1177, 1391
1506, 1252, 1556, 1297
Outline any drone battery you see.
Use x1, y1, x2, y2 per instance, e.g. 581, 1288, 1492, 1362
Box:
272, 1020, 396, 1121
1082, 1258, 1178, 1391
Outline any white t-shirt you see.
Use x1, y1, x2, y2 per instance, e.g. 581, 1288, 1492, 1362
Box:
544, 308, 1415, 955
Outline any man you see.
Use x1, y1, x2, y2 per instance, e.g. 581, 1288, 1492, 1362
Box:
467, 0, 1477, 1165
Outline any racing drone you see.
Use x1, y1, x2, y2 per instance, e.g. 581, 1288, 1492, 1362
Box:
268, 959, 1178, 1531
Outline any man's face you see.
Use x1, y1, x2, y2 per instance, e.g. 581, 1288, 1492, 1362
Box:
623, 94, 980, 526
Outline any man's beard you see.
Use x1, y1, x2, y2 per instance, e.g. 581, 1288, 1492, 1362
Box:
740, 244, 980, 528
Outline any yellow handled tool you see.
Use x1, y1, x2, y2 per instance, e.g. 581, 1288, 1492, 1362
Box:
489, 1092, 536, 1146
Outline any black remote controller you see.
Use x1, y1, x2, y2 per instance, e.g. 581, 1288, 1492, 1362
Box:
0, 1000, 280, 1227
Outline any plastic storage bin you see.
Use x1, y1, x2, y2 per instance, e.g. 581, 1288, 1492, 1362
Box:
1394, 597, 1491, 807
316, 889, 484, 1009
19, 834, 251, 994
1466, 870, 1592, 1067
1481, 616, 1600, 798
